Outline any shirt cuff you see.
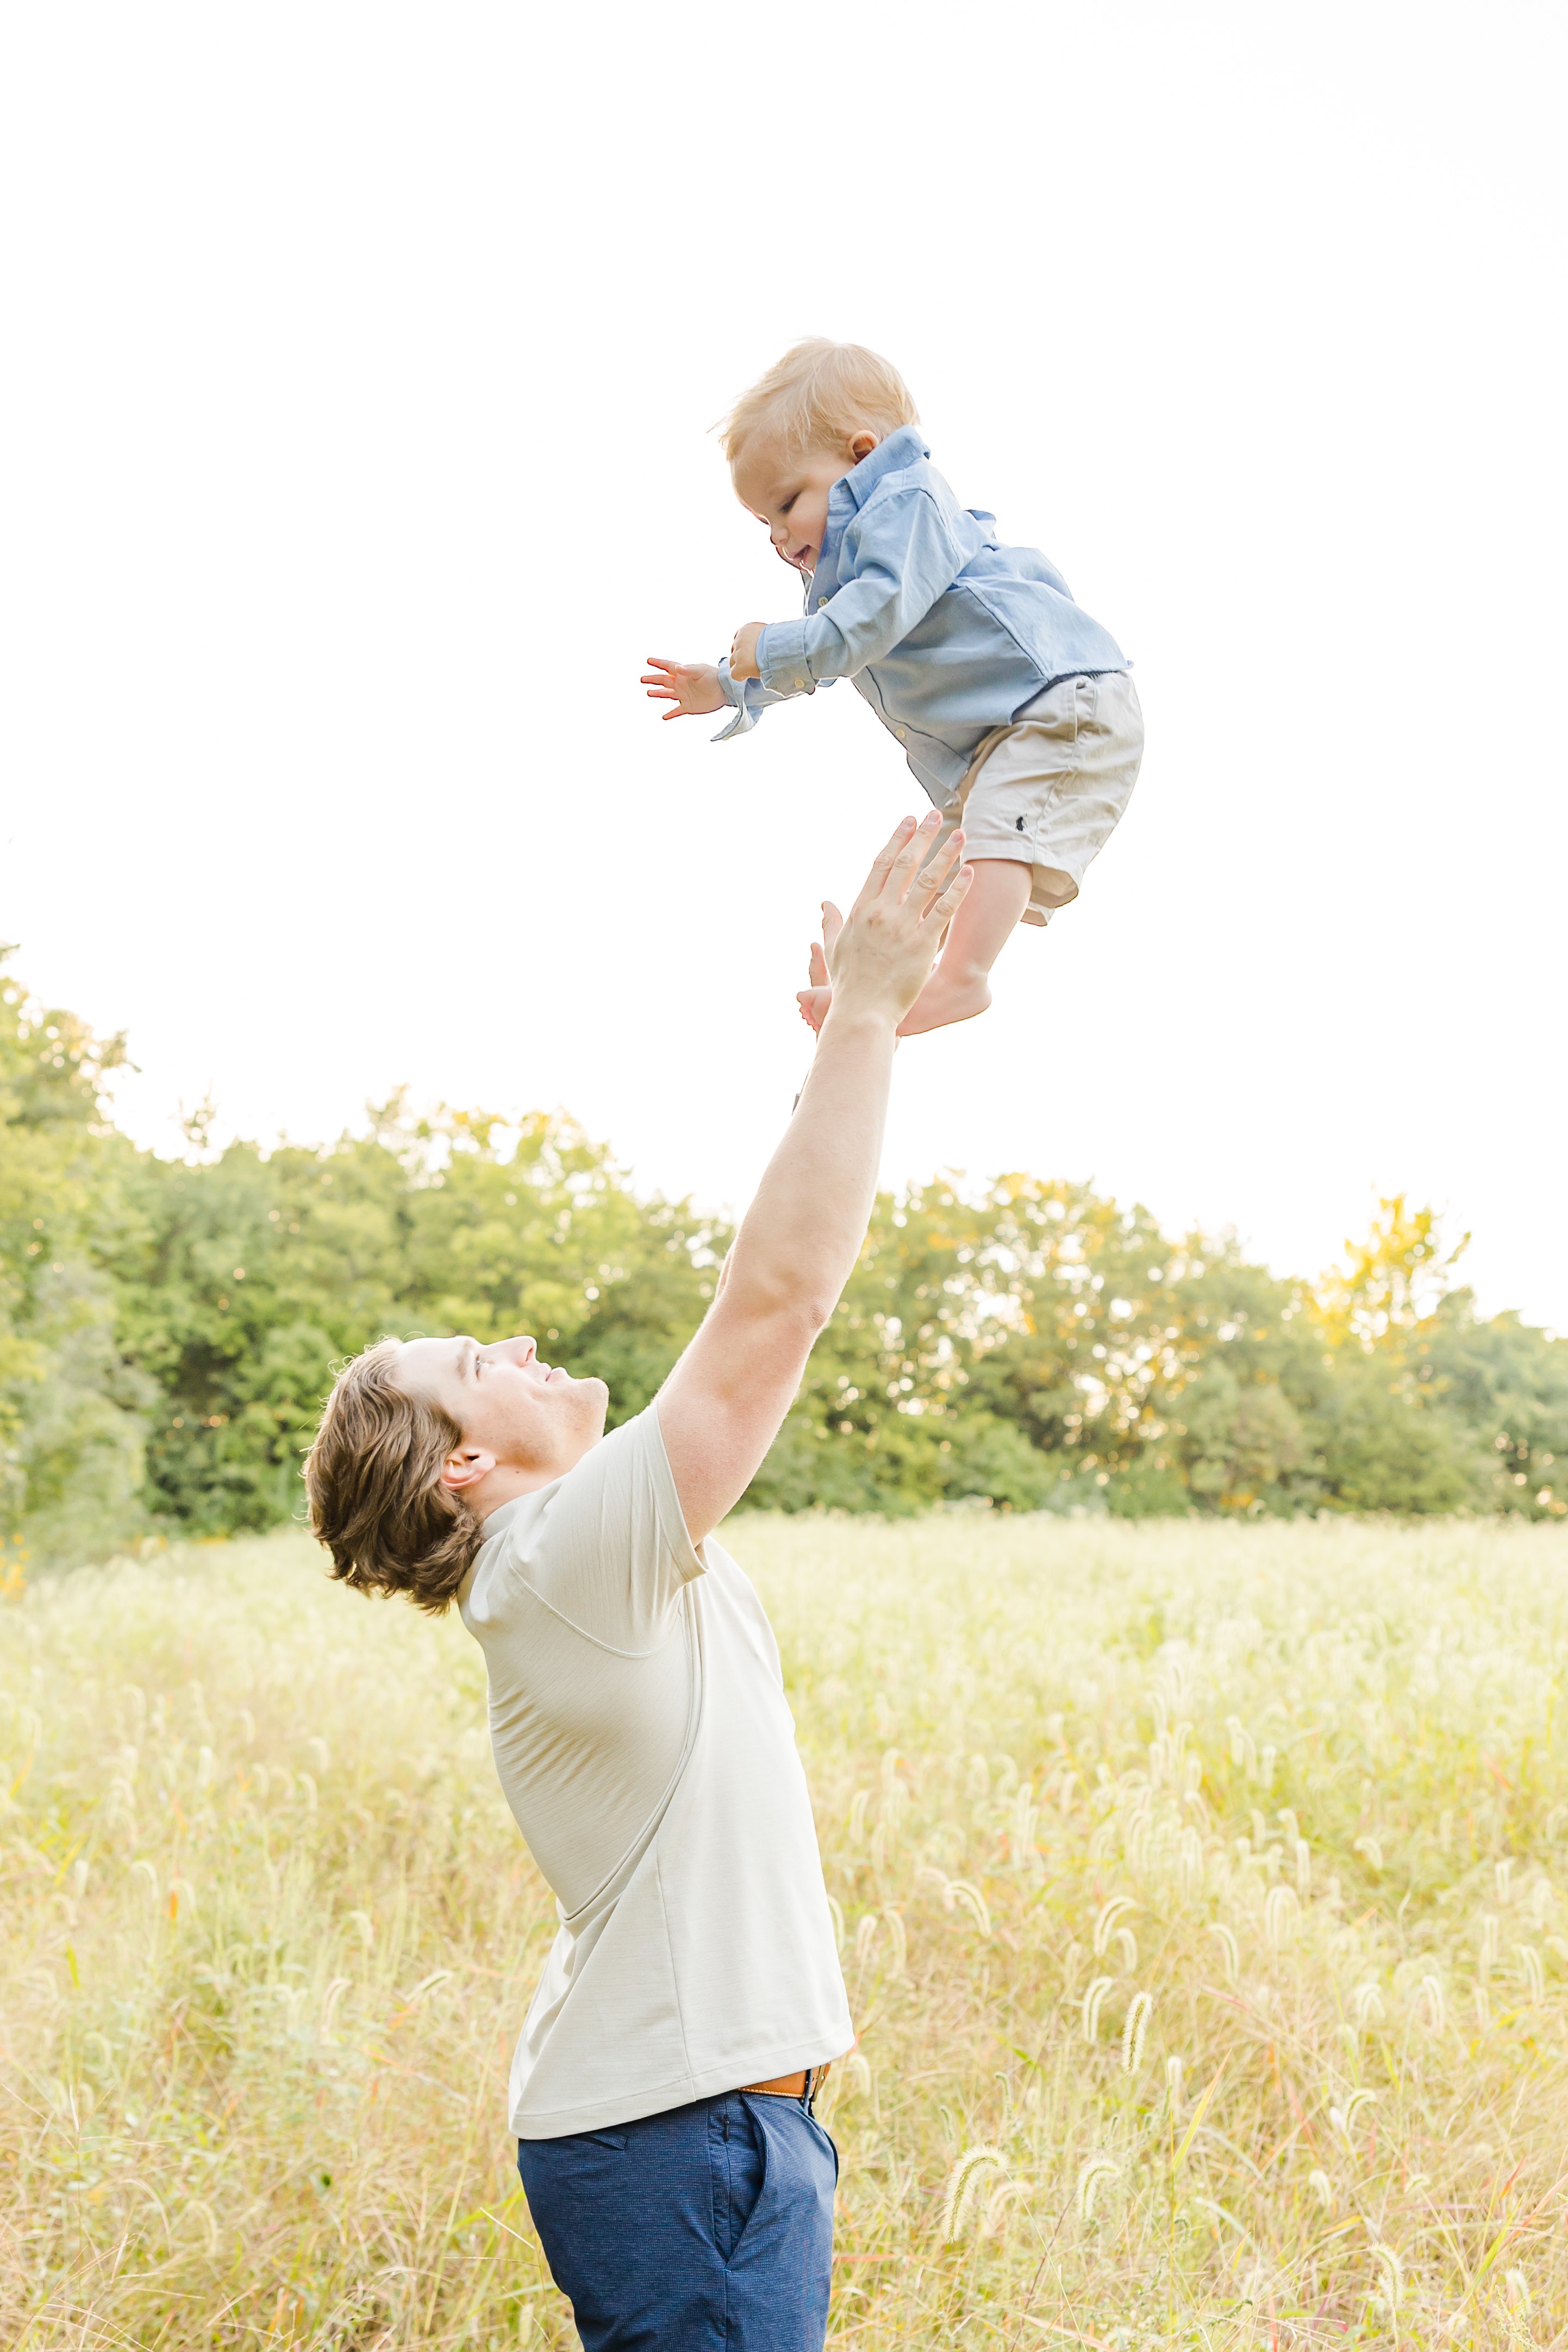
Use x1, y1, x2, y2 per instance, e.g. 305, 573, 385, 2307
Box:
711, 654, 759, 742
757, 618, 813, 697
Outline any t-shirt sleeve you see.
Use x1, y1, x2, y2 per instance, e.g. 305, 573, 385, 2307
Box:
512, 1406, 705, 1651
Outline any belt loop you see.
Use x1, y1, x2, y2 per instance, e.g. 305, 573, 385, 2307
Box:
803, 2066, 819, 2116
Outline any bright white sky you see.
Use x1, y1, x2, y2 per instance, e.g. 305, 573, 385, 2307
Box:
3, 5, 1564, 1326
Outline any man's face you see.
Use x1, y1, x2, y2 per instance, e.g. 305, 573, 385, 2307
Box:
395, 1334, 608, 1489
732, 431, 875, 576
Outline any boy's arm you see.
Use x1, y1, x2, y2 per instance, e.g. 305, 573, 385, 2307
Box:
640, 654, 806, 745
710, 651, 797, 742
742, 488, 979, 698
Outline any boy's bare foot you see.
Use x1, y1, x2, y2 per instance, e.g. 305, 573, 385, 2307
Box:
798, 965, 993, 1037
896, 970, 992, 1037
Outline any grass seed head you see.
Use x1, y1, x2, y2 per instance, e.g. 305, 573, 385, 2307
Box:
1092, 1894, 1136, 1955
1121, 1988, 1153, 2074
1515, 1941, 1545, 2002
1416, 1972, 1447, 2034
946, 1877, 992, 1937
1076, 2153, 1119, 2220
940, 2144, 1008, 2242
1371, 2243, 1404, 2304
1081, 1974, 1115, 2042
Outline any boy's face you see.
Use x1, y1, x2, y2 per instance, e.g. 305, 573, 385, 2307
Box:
732, 429, 878, 576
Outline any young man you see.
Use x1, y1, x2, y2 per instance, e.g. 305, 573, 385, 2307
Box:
305, 815, 972, 2352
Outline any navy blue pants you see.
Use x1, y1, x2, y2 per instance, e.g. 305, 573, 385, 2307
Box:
518, 2090, 837, 2350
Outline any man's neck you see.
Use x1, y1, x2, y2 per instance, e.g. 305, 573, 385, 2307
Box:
467, 1437, 601, 1525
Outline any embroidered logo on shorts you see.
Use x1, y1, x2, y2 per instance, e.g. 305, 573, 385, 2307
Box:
1015, 816, 1026, 831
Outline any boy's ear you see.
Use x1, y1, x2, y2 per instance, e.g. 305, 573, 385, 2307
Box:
848, 431, 881, 463
440, 1444, 496, 1494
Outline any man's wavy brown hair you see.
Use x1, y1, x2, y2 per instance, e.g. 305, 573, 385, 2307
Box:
304, 1339, 482, 1614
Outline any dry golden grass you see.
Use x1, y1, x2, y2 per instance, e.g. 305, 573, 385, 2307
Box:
4, 1513, 1568, 2348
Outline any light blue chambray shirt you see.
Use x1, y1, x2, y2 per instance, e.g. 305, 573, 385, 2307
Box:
714, 426, 1128, 807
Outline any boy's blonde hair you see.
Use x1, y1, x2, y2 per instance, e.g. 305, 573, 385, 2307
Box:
718, 340, 919, 470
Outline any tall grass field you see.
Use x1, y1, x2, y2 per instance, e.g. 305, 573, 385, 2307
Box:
5, 1514, 1568, 2348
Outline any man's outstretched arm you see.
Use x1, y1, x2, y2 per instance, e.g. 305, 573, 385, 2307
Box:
657, 813, 970, 1543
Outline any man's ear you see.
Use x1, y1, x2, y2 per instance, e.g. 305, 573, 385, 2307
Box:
440, 1444, 496, 1495
848, 430, 880, 463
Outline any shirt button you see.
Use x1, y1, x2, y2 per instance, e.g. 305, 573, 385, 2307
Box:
896, 727, 907, 739
795, 677, 805, 689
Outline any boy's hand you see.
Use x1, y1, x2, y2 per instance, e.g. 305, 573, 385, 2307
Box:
641, 657, 728, 720
729, 622, 765, 682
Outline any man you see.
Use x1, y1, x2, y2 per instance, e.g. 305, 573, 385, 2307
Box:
305, 814, 971, 2350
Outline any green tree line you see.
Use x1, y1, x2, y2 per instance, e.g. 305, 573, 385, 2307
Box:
2, 956, 1563, 1568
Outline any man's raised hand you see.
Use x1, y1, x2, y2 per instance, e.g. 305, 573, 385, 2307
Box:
641, 657, 728, 720
805, 814, 971, 1035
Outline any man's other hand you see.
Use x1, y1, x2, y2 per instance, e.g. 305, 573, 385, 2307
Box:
641, 657, 728, 719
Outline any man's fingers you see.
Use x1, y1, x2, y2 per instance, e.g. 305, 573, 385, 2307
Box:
887, 811, 945, 902
915, 827, 966, 909
846, 821, 918, 917
869, 816, 920, 876
808, 939, 829, 989
929, 863, 974, 919
859, 813, 941, 913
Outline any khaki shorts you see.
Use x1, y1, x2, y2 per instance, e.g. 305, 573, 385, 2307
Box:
938, 670, 1144, 927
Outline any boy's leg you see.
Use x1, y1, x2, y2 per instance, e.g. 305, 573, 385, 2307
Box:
894, 857, 1030, 1035
796, 672, 1141, 1035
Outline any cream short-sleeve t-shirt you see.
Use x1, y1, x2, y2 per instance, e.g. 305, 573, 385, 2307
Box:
459, 1402, 852, 2139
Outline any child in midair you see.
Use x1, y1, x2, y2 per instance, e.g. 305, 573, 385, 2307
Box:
643, 340, 1143, 1036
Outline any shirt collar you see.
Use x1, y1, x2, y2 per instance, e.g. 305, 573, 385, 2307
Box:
479, 1493, 533, 1543
837, 425, 930, 510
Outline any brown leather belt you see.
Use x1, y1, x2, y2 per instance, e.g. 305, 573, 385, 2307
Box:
738, 2063, 829, 2100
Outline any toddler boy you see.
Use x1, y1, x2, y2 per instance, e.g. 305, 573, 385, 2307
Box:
643, 340, 1142, 1035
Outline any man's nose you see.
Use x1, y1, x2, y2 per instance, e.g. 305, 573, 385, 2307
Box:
484, 1336, 536, 1367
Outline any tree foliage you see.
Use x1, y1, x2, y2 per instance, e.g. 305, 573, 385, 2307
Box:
1, 959, 1562, 1562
